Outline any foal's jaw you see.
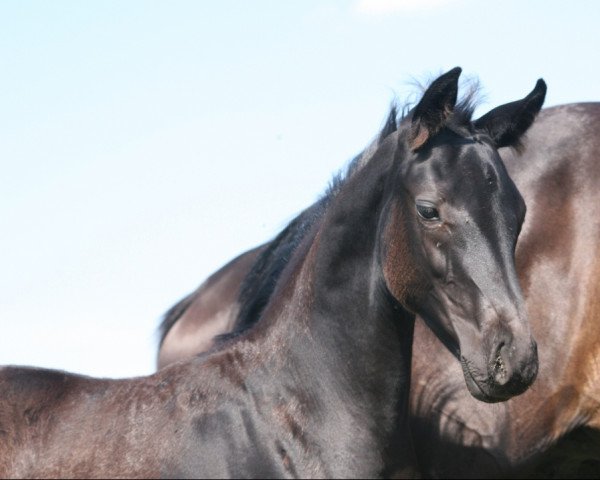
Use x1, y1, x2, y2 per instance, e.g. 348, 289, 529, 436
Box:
418, 272, 539, 403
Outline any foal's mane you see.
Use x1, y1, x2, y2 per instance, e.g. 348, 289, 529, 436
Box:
158, 87, 479, 346
213, 107, 400, 343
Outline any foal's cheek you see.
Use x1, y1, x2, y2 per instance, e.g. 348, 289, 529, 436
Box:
421, 237, 447, 279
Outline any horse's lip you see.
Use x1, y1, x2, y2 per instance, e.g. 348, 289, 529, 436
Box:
461, 356, 510, 404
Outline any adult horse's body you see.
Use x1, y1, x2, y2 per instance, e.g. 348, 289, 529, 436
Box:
158, 101, 600, 477
0, 69, 541, 478
411, 101, 600, 478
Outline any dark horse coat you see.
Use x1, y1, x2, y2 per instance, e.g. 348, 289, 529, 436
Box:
0, 68, 543, 478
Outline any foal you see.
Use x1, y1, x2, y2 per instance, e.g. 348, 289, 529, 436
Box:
0, 68, 542, 478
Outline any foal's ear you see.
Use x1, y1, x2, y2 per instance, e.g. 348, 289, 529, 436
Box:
409, 67, 462, 151
474, 79, 547, 148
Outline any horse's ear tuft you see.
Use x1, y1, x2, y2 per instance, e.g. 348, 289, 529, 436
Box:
474, 79, 547, 148
409, 67, 462, 151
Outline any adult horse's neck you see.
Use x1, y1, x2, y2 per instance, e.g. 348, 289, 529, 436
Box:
233, 137, 418, 477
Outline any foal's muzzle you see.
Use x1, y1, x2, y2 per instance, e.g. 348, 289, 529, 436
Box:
462, 337, 539, 403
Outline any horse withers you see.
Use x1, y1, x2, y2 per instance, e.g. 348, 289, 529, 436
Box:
0, 68, 542, 478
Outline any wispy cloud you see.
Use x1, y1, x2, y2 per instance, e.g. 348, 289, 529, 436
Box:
354, 0, 459, 15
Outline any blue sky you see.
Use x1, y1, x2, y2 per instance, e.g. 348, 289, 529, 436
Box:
1, 0, 598, 378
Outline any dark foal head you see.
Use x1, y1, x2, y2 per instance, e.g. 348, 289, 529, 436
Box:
381, 68, 545, 402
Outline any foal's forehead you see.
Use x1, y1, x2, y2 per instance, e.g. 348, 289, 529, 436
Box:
409, 136, 522, 208
414, 135, 502, 184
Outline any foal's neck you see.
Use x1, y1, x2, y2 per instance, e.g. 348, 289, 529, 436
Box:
248, 149, 418, 476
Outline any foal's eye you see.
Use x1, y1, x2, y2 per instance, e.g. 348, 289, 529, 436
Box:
416, 203, 440, 221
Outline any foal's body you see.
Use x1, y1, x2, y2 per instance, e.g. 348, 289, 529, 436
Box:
0, 135, 420, 478
158, 103, 600, 477
0, 312, 413, 478
0, 69, 542, 478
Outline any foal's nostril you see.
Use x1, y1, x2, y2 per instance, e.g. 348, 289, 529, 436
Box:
489, 337, 538, 395
493, 354, 507, 383
491, 341, 510, 386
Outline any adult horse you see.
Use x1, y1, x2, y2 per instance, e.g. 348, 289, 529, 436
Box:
411, 101, 600, 478
157, 96, 600, 477
0, 68, 542, 478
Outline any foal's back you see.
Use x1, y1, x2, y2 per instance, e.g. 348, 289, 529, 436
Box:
0, 365, 166, 477
0, 358, 295, 478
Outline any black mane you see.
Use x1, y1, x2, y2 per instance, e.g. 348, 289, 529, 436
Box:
220, 199, 328, 340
